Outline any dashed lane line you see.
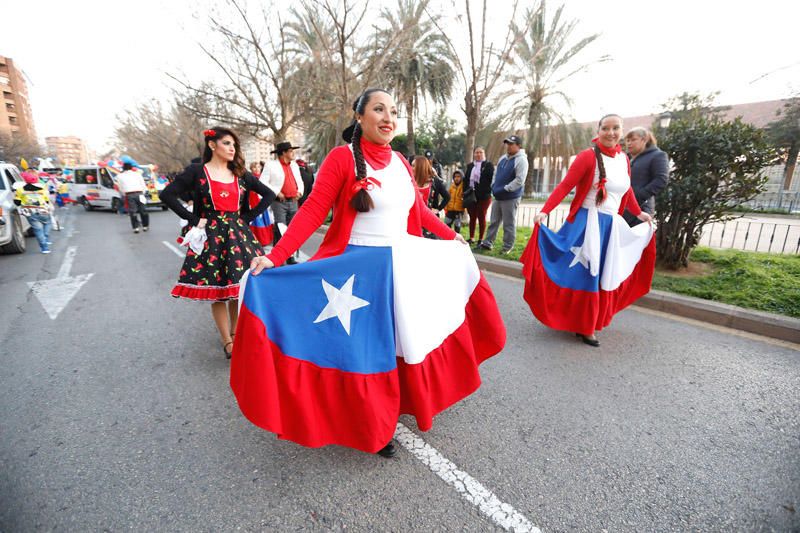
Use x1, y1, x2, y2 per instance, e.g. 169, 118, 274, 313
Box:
162, 240, 185, 258
394, 423, 539, 532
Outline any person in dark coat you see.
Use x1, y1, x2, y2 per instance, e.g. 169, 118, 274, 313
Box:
464, 146, 494, 244
623, 127, 669, 226
296, 157, 315, 207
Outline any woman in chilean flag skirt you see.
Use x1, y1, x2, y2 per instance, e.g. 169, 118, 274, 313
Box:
520, 114, 656, 347
231, 89, 506, 457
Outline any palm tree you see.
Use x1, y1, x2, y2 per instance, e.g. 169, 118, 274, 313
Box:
381, 0, 456, 155
502, 1, 609, 194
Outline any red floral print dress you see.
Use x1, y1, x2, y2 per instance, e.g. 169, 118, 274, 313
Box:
171, 170, 264, 301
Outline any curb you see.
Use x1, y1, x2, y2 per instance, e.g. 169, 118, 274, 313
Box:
473, 254, 800, 345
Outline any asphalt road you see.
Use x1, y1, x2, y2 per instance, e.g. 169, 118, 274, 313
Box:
1, 205, 798, 532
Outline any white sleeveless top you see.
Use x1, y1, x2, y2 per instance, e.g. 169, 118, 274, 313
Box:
581, 151, 630, 215
348, 148, 416, 246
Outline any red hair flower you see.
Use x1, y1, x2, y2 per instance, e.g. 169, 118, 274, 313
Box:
203, 129, 216, 138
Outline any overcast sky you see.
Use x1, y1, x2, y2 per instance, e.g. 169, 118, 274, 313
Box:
2, 0, 797, 153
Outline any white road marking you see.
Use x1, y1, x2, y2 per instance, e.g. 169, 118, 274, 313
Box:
394, 423, 539, 533
28, 246, 94, 320
162, 240, 185, 258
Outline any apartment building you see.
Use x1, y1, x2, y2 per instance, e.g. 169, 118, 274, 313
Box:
46, 136, 89, 166
0, 55, 36, 141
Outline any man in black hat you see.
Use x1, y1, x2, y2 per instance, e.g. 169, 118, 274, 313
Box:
478, 135, 528, 254
266, 141, 304, 264
424, 149, 444, 181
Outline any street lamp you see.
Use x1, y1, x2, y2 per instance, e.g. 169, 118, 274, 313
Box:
658, 111, 673, 129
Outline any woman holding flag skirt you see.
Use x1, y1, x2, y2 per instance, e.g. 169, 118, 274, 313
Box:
520, 114, 655, 347
231, 89, 506, 457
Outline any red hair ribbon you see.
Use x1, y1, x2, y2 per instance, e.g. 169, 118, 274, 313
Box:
203, 129, 216, 138
352, 176, 381, 193
596, 177, 608, 202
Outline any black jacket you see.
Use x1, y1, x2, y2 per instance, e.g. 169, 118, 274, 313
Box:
297, 162, 315, 206
464, 160, 494, 201
427, 176, 450, 210
627, 146, 669, 215
159, 163, 275, 226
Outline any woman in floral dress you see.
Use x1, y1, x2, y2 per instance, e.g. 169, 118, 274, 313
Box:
160, 127, 276, 358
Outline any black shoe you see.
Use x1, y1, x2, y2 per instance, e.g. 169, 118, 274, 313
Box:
376, 441, 397, 458
478, 243, 492, 250
576, 333, 600, 347
286, 256, 298, 265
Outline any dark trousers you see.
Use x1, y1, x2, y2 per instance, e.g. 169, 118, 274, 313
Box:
444, 211, 463, 233
271, 198, 298, 244
467, 197, 492, 241
126, 193, 149, 229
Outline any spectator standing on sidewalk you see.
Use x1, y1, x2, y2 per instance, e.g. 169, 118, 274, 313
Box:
478, 135, 528, 254
443, 170, 465, 233
265, 141, 304, 264
464, 146, 494, 245
116, 162, 150, 233
13, 171, 53, 253
296, 157, 315, 207
623, 127, 669, 227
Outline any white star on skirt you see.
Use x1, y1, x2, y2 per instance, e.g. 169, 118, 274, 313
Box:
569, 245, 590, 269
313, 275, 370, 335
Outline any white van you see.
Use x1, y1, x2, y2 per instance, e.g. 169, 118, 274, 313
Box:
70, 165, 122, 211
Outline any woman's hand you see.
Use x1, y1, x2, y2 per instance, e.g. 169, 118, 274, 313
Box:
454, 234, 467, 245
637, 212, 653, 224
250, 256, 274, 275
533, 212, 547, 225
197, 217, 208, 229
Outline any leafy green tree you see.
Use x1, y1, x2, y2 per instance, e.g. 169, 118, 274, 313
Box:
656, 97, 779, 269
765, 95, 800, 192
502, 1, 609, 195
417, 110, 465, 166
381, 0, 456, 155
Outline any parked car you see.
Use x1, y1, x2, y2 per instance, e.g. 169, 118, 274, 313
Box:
0, 162, 31, 254
70, 165, 122, 212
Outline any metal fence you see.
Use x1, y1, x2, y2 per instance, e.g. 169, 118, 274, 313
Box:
698, 219, 800, 254
739, 191, 800, 213
515, 204, 800, 255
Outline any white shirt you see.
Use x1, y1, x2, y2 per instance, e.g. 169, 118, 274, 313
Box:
116, 170, 147, 194
265, 159, 304, 198
349, 149, 415, 246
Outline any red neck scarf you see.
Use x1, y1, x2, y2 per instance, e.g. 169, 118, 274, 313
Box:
359, 138, 393, 169
591, 138, 622, 157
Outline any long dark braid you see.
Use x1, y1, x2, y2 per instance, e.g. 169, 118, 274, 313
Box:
594, 144, 607, 206
350, 122, 373, 212
343, 87, 389, 212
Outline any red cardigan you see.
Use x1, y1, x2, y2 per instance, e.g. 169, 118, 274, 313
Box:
266, 145, 457, 266
541, 144, 642, 223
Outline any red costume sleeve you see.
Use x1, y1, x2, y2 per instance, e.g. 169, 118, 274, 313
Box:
541, 149, 595, 214
266, 146, 350, 266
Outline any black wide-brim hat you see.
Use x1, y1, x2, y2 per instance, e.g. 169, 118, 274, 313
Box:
271, 141, 301, 154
